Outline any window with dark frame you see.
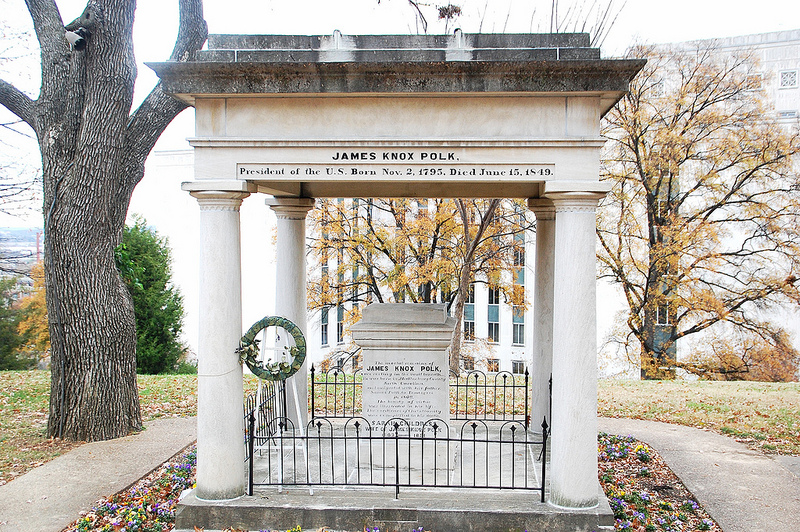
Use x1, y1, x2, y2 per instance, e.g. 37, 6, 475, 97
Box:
487, 286, 499, 343
321, 307, 329, 346
462, 355, 474, 371
512, 305, 524, 345
337, 304, 345, 344
463, 282, 475, 341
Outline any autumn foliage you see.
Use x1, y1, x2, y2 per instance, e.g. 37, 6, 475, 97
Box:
307, 198, 533, 371
599, 43, 800, 381
16, 262, 50, 359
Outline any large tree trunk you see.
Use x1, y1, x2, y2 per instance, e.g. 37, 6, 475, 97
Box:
1, 0, 207, 441
42, 0, 142, 440
46, 224, 142, 439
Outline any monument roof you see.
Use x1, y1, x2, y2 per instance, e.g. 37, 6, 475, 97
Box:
149, 31, 644, 113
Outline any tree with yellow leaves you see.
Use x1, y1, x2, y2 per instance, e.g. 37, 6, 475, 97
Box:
599, 43, 800, 380
308, 197, 533, 372
17, 261, 50, 360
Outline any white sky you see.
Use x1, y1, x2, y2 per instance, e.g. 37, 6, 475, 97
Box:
3, 0, 800, 358
3, 0, 800, 220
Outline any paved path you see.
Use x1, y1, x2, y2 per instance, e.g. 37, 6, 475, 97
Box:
599, 417, 800, 532
0, 417, 196, 532
2, 416, 799, 532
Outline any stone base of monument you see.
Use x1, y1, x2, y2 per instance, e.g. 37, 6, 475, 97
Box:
175, 484, 614, 532
176, 428, 612, 532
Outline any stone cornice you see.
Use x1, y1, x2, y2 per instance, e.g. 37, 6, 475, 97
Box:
266, 197, 316, 219
149, 59, 644, 115
188, 138, 608, 149
527, 198, 556, 220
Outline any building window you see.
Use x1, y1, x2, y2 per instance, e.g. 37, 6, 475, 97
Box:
656, 302, 670, 326
463, 283, 475, 341
512, 360, 525, 375
462, 355, 474, 371
512, 305, 524, 345
463, 319, 475, 341
780, 70, 798, 88
778, 110, 798, 120
321, 307, 329, 346
486, 358, 499, 372
487, 286, 499, 343
337, 304, 345, 344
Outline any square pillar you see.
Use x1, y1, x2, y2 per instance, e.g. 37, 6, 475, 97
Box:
527, 199, 556, 434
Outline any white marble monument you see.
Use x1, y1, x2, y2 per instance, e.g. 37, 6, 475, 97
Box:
351, 303, 456, 435
151, 32, 644, 516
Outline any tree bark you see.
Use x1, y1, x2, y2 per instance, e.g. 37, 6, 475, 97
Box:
448, 199, 500, 373
1, 0, 206, 441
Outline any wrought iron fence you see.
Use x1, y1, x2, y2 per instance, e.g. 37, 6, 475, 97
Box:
245, 414, 548, 500
243, 379, 285, 462
310, 349, 531, 429
450, 369, 529, 428
310, 348, 362, 419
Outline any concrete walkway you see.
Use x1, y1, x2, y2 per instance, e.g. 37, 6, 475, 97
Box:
1, 416, 799, 531
0, 417, 196, 532
599, 417, 800, 532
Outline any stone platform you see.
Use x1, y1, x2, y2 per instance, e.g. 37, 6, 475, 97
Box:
176, 420, 613, 532
175, 485, 614, 532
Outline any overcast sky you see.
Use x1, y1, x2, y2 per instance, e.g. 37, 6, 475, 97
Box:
3, 0, 799, 356
2, 0, 800, 224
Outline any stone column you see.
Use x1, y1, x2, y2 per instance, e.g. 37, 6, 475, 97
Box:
266, 197, 315, 429
527, 199, 555, 435
191, 190, 250, 501
546, 191, 605, 509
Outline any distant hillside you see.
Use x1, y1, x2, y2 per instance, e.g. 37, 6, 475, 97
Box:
0, 227, 42, 275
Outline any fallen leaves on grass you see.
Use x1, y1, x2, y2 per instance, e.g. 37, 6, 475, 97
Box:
598, 380, 800, 456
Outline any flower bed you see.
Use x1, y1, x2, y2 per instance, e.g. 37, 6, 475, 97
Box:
65, 446, 196, 532
599, 433, 720, 532
65, 435, 722, 532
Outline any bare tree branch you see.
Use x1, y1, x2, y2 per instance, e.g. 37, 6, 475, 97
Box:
0, 79, 36, 127
124, 0, 207, 175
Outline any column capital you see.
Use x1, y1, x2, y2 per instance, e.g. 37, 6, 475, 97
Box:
189, 190, 250, 211
266, 197, 316, 220
545, 191, 607, 213
527, 198, 556, 220
541, 180, 611, 212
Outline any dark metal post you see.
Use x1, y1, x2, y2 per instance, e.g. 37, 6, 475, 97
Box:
310, 364, 316, 421
548, 374, 553, 434
248, 411, 256, 496
395, 422, 400, 499
540, 417, 548, 503
524, 368, 530, 429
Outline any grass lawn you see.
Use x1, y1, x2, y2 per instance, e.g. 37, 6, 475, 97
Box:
598, 379, 800, 455
2, 371, 799, 486
0, 371, 199, 485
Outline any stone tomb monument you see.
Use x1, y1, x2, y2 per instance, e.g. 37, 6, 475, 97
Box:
351, 303, 456, 435
151, 30, 644, 531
